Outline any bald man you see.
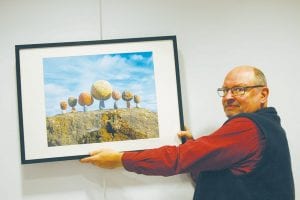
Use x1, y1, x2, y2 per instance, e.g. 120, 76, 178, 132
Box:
81, 66, 294, 200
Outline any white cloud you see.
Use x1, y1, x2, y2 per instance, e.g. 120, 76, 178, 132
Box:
44, 83, 70, 97
130, 54, 144, 61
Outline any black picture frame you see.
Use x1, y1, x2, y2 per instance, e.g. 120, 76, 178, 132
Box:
15, 35, 184, 164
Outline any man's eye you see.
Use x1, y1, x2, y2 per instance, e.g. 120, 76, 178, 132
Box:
233, 87, 243, 92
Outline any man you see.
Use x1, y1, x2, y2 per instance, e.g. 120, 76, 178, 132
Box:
80, 66, 294, 200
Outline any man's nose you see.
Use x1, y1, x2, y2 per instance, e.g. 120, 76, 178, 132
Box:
223, 89, 234, 99
225, 98, 235, 105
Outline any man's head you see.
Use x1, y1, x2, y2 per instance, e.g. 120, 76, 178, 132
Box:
219, 65, 269, 118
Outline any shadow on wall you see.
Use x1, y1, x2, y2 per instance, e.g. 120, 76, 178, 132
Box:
21, 160, 106, 197
21, 160, 194, 199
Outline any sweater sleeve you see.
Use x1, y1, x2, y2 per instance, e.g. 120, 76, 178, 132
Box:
122, 117, 265, 176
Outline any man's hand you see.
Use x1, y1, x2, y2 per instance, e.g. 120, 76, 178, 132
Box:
80, 148, 124, 169
178, 126, 194, 141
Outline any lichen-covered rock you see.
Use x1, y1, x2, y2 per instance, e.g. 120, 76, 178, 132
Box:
122, 90, 133, 108
78, 92, 94, 106
112, 90, 121, 109
68, 97, 77, 107
60, 101, 68, 113
122, 90, 133, 101
134, 95, 141, 108
46, 108, 159, 146
60, 101, 68, 110
91, 80, 112, 100
134, 95, 141, 104
68, 97, 77, 112
112, 90, 121, 100
47, 111, 101, 146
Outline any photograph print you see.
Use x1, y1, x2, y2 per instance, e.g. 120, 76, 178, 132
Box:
44, 51, 159, 147
16, 36, 183, 163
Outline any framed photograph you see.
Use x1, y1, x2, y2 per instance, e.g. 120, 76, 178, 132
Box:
16, 35, 184, 164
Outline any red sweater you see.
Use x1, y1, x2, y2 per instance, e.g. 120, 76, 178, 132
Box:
122, 117, 265, 180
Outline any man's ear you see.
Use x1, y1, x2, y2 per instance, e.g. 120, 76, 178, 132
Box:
260, 87, 269, 104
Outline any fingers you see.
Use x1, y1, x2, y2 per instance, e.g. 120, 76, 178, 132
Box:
178, 132, 191, 139
177, 131, 185, 137
177, 126, 193, 140
178, 130, 189, 135
80, 155, 94, 163
80, 149, 106, 163
177, 130, 190, 137
80, 148, 123, 169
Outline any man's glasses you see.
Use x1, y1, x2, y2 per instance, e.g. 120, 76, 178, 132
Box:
217, 85, 265, 97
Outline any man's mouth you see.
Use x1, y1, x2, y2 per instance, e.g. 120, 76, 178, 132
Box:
225, 104, 239, 109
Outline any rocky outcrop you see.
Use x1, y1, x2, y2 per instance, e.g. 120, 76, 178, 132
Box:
46, 108, 159, 146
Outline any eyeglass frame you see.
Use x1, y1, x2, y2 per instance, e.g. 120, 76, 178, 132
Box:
217, 85, 265, 97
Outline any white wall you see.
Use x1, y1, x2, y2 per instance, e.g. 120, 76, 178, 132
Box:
0, 0, 299, 199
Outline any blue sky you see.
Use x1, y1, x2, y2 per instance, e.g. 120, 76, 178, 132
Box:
43, 51, 157, 116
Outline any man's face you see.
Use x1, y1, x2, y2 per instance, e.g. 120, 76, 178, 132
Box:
221, 69, 267, 118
